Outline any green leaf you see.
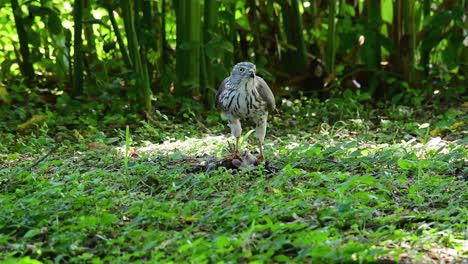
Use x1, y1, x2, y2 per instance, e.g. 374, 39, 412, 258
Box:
105, 137, 120, 144
28, 5, 51, 17
397, 159, 416, 170
442, 33, 461, 70
3, 257, 43, 264
7, 153, 20, 160
23, 229, 41, 238
381, 0, 393, 23
48, 12, 62, 35
218, 39, 234, 52
305, 146, 322, 157
205, 37, 233, 58
418, 123, 430, 129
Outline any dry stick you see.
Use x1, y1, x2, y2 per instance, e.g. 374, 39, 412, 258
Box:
29, 145, 59, 170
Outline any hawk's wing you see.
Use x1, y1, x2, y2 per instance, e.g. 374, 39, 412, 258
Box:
255, 76, 276, 111
215, 77, 229, 108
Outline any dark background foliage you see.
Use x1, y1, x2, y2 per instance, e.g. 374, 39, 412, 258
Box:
0, 0, 466, 115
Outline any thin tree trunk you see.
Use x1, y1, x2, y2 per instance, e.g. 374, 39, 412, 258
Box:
224, 2, 237, 67
421, 0, 431, 76
139, 0, 155, 85
248, 0, 261, 60
175, 0, 201, 97
11, 0, 34, 82
402, 0, 416, 83
73, 0, 84, 95
462, 0, 468, 76
202, 0, 218, 107
108, 8, 132, 69
83, 0, 98, 64
161, 0, 168, 65
364, 0, 381, 95
280, 0, 307, 74
326, 0, 337, 73
391, 0, 402, 77
122, 0, 152, 110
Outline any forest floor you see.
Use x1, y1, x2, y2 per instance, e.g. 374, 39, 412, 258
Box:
0, 97, 467, 263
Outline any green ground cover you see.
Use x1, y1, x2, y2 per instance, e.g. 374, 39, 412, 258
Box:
0, 98, 466, 263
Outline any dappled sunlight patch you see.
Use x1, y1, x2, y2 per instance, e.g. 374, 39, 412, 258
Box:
378, 242, 467, 263
115, 134, 229, 157
113, 134, 278, 173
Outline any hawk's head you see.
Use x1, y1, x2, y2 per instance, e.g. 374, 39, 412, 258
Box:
230, 62, 256, 84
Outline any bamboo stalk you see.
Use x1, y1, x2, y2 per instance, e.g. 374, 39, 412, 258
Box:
421, 0, 431, 76
122, 0, 152, 110
175, 0, 201, 97
73, 0, 84, 95
11, 0, 35, 82
161, 0, 168, 65
202, 0, 218, 107
139, 0, 154, 85
248, 0, 261, 60
403, 0, 416, 82
280, 0, 307, 74
83, 0, 98, 64
462, 0, 468, 75
365, 0, 381, 94
108, 8, 132, 69
326, 0, 336, 73
224, 2, 237, 67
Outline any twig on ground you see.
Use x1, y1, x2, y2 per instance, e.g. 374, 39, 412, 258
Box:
29, 145, 59, 170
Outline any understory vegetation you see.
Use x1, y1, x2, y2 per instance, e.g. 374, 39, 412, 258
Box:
1, 96, 466, 263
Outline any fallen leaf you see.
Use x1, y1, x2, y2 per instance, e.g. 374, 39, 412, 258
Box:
430, 129, 440, 136
0, 85, 9, 103
449, 122, 463, 130
87, 142, 108, 151
182, 216, 198, 223
16, 114, 48, 131
128, 147, 139, 158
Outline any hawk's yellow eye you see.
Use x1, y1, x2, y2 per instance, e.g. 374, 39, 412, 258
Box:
239, 68, 245, 72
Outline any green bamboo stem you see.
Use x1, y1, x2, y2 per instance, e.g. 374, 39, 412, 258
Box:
73, 0, 84, 95
108, 8, 132, 69
280, 0, 307, 74
421, 0, 431, 76
138, 0, 154, 85
365, 0, 381, 94
161, 0, 168, 65
326, 0, 337, 73
224, 2, 237, 68
122, 0, 152, 110
83, 1, 98, 64
175, 0, 201, 97
202, 0, 218, 107
461, 0, 468, 75
248, 0, 261, 60
11, 0, 34, 82
403, 0, 416, 82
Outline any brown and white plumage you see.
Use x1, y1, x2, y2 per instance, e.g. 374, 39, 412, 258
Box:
215, 62, 275, 161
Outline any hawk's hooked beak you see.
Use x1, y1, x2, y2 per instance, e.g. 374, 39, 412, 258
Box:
249, 69, 255, 78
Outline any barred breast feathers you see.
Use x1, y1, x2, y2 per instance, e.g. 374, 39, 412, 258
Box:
219, 78, 267, 118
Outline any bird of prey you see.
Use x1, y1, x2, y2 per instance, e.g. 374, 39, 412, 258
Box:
215, 62, 276, 161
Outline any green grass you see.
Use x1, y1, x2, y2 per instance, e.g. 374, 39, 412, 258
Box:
0, 98, 466, 263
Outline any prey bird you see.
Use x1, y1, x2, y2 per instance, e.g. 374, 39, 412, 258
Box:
215, 62, 276, 161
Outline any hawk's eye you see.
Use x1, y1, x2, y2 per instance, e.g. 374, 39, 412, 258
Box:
239, 68, 245, 72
